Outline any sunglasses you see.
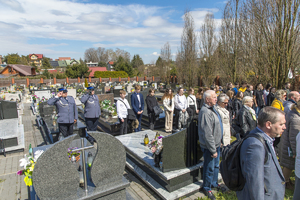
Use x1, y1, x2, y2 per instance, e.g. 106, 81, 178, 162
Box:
223, 102, 228, 105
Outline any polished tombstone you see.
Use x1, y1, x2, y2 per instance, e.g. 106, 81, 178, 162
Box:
42, 116, 86, 143
68, 89, 77, 99
0, 100, 18, 119
38, 102, 55, 117
32, 132, 129, 200
5, 93, 20, 101
34, 90, 51, 100
0, 118, 24, 152
116, 130, 203, 199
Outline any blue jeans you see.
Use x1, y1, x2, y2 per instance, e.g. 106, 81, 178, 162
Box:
255, 106, 262, 117
135, 113, 142, 132
202, 147, 220, 192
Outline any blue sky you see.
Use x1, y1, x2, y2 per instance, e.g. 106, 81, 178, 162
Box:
0, 0, 226, 64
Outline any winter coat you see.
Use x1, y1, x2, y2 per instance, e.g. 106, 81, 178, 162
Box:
145, 95, 158, 114
271, 98, 284, 111
215, 105, 231, 146
233, 98, 242, 116
279, 108, 300, 170
236, 106, 257, 138
267, 93, 275, 106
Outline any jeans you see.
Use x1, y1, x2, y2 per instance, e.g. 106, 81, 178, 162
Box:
202, 146, 220, 192
255, 106, 262, 117
135, 113, 142, 132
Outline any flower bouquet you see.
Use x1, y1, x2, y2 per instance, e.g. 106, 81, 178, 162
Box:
17, 149, 44, 187
148, 136, 163, 155
68, 147, 81, 162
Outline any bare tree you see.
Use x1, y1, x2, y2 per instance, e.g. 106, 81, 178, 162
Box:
84, 48, 98, 62
160, 42, 172, 82
176, 10, 198, 87
96, 47, 109, 63
199, 13, 218, 86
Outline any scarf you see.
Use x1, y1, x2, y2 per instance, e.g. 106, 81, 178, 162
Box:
244, 105, 256, 121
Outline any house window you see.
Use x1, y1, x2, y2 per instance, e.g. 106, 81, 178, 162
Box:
8, 67, 11, 72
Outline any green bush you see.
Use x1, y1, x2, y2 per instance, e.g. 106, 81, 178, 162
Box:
94, 71, 128, 78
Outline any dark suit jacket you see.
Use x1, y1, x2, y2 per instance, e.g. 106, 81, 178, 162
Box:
236, 128, 285, 200
131, 92, 144, 114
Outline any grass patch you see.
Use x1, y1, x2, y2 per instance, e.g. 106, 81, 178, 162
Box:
0, 179, 5, 183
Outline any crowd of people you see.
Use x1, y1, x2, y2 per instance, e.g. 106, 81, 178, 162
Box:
48, 81, 300, 200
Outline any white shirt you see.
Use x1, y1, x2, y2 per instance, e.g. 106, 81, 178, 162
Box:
187, 95, 197, 111
136, 92, 141, 108
116, 98, 130, 119
174, 94, 187, 110
163, 97, 174, 112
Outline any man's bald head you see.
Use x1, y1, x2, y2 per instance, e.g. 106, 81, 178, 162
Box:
288, 91, 300, 102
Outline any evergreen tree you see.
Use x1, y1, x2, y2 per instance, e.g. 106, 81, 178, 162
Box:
113, 56, 134, 77
131, 54, 144, 69
66, 63, 91, 78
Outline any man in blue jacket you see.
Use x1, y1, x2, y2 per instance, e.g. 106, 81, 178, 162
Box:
131, 85, 144, 132
236, 106, 286, 200
80, 86, 101, 131
48, 88, 78, 138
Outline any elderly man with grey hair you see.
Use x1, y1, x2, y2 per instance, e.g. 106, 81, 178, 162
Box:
216, 93, 231, 146
198, 90, 223, 200
283, 91, 300, 114
235, 96, 257, 138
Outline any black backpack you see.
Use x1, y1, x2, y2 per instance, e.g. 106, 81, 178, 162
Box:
220, 133, 268, 191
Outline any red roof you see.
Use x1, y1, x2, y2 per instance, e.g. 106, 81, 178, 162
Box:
108, 61, 114, 65
29, 54, 43, 59
48, 69, 57, 73
58, 57, 71, 61
88, 67, 107, 77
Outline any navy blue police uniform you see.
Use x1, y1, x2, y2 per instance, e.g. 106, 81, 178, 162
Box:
80, 86, 101, 131
47, 88, 78, 138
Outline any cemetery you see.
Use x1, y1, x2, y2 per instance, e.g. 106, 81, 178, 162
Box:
0, 78, 212, 200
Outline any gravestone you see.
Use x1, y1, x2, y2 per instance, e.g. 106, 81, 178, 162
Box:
97, 93, 114, 104
114, 85, 122, 90
35, 90, 51, 100
0, 100, 18, 119
5, 93, 20, 101
68, 89, 77, 99
32, 132, 129, 200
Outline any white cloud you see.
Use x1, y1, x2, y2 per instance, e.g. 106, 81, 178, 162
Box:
0, 0, 222, 63
152, 52, 160, 56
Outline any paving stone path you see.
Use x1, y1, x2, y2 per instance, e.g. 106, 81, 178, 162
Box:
0, 103, 209, 200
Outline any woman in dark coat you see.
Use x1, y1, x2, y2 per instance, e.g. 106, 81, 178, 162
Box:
145, 88, 159, 130
279, 102, 300, 189
267, 87, 276, 106
226, 90, 235, 121
196, 87, 204, 112
233, 91, 243, 118
236, 96, 257, 138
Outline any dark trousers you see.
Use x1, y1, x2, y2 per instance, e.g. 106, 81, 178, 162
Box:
174, 108, 181, 129
58, 123, 74, 138
119, 118, 128, 135
85, 118, 98, 131
135, 112, 142, 132
202, 147, 220, 192
148, 112, 156, 130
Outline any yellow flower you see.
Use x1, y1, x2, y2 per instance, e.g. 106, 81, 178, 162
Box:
24, 176, 32, 186
29, 164, 35, 171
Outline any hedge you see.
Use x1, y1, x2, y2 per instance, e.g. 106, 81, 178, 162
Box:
94, 71, 129, 78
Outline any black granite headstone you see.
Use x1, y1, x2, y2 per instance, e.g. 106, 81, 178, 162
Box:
162, 129, 187, 172
0, 100, 18, 119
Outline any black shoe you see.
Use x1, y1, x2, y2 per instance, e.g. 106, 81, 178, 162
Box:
203, 190, 216, 200
212, 184, 227, 193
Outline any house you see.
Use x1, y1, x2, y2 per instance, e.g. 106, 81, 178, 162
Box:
87, 61, 98, 67
58, 61, 67, 68
88, 67, 107, 77
0, 64, 36, 77
107, 61, 114, 71
58, 57, 71, 61
66, 59, 80, 66
50, 61, 59, 68
29, 54, 43, 68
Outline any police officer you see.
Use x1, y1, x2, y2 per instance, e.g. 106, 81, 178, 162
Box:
48, 88, 78, 139
80, 86, 101, 131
